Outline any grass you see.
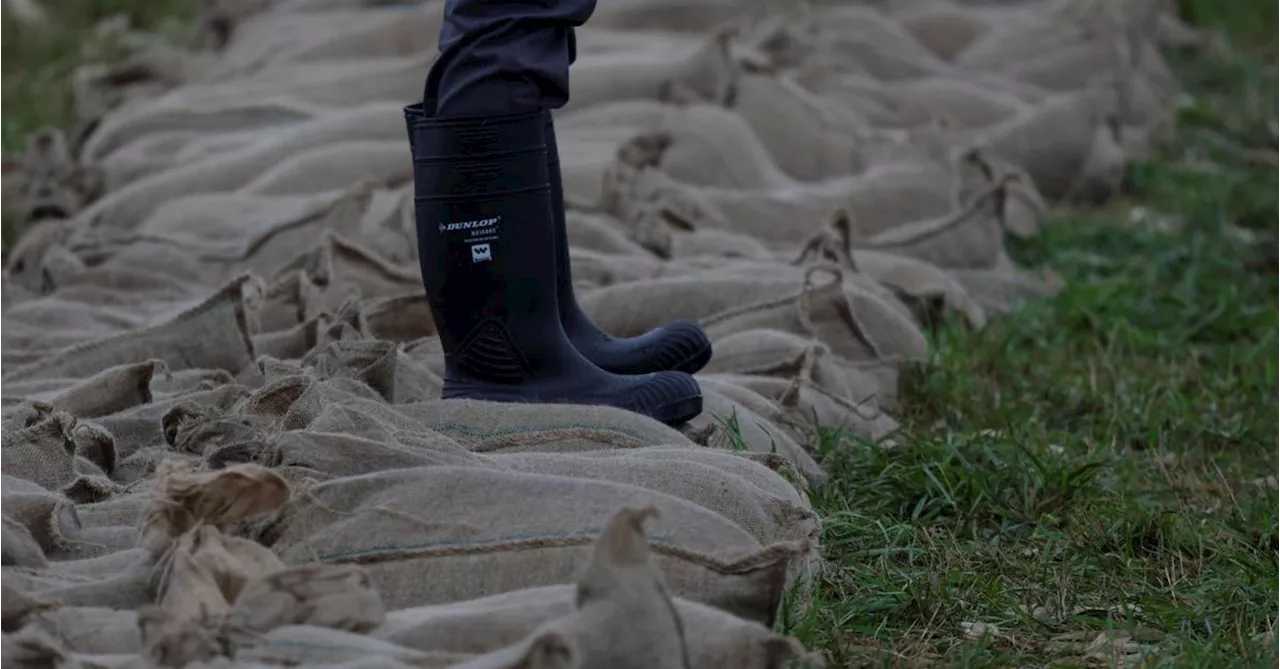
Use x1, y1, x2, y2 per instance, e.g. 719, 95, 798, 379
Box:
0, 0, 197, 254
2, 0, 1275, 667
782, 3, 1279, 666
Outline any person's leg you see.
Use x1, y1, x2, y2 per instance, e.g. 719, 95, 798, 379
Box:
404, 0, 702, 425
429, 0, 591, 116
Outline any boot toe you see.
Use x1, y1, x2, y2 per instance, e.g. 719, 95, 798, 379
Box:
654, 319, 713, 375
623, 371, 703, 426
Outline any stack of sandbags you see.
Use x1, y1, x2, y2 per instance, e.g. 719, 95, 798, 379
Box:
3, 459, 816, 668
2, 0, 1197, 663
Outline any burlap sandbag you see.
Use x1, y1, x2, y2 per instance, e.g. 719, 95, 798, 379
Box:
26, 606, 142, 655
681, 382, 825, 486
216, 4, 443, 74
703, 328, 886, 403
701, 265, 928, 366
264, 466, 806, 623
490, 451, 817, 546
563, 23, 737, 112
967, 90, 1125, 201
2, 275, 261, 385
374, 508, 813, 669
82, 96, 317, 166
706, 372, 899, 444
1, 360, 169, 420
76, 103, 403, 230
728, 71, 864, 181
392, 400, 696, 455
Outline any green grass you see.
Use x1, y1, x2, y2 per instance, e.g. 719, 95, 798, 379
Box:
2, 0, 1275, 667
0, 0, 197, 254
783, 4, 1279, 666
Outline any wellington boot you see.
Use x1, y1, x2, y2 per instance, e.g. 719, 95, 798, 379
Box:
545, 111, 713, 375
405, 104, 703, 426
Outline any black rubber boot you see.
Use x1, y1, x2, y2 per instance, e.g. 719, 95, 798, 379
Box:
543, 112, 714, 375
405, 104, 703, 426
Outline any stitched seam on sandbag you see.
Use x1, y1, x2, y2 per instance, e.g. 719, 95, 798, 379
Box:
320, 535, 808, 573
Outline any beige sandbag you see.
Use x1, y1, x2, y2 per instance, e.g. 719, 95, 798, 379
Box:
897, 4, 994, 60
564, 212, 654, 258
239, 140, 410, 196
704, 327, 886, 402
1, 403, 112, 490
969, 90, 1125, 200
5, 272, 258, 375
563, 24, 737, 112
728, 72, 863, 181
82, 96, 318, 165
217, 4, 443, 74
265, 466, 807, 623
378, 586, 806, 669
681, 382, 825, 486
490, 451, 818, 545
394, 400, 696, 454
170, 53, 432, 113
28, 607, 142, 655
709, 372, 899, 444
1, 360, 169, 419
3, 515, 48, 567
635, 104, 797, 189
76, 102, 404, 230
702, 265, 928, 365
229, 563, 386, 634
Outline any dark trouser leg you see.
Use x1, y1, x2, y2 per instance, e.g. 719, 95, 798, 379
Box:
426, 0, 594, 115
403, 0, 703, 425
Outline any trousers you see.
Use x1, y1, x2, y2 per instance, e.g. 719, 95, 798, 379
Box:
424, 0, 598, 116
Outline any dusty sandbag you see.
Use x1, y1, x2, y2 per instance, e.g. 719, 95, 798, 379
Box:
216, 4, 443, 73
602, 160, 958, 250
706, 372, 899, 444
236, 429, 489, 483
76, 102, 404, 230
625, 105, 797, 190
264, 466, 807, 623
949, 266, 1062, 317
272, 233, 421, 315
679, 384, 824, 486
703, 327, 886, 402
490, 452, 817, 545
562, 24, 737, 112
2, 515, 48, 567
564, 211, 654, 258
966, 89, 1125, 200
137, 460, 289, 556
239, 140, 410, 196
1, 360, 169, 419
356, 294, 435, 344
2, 581, 56, 631
228, 563, 385, 634
394, 400, 697, 454
1, 475, 79, 556
234, 625, 451, 667
2, 275, 262, 384
2, 128, 103, 235
896, 4, 994, 61
727, 72, 863, 181
251, 315, 328, 361
374, 520, 812, 669
82, 95, 318, 168
701, 265, 929, 365
95, 384, 252, 474
26, 551, 157, 609
28, 606, 142, 655
1, 404, 84, 490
